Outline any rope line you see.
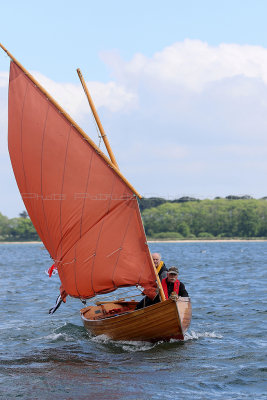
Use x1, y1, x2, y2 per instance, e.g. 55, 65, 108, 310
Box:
83, 253, 96, 263
53, 258, 76, 265
106, 248, 122, 258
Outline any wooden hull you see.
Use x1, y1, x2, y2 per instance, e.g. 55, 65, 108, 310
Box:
80, 298, 192, 342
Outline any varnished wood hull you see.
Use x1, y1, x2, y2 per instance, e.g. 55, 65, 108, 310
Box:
80, 298, 192, 342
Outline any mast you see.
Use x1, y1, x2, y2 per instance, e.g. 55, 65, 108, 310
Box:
150, 255, 166, 302
76, 68, 119, 170
0, 42, 140, 198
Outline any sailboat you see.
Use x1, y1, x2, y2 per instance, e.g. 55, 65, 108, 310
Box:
1, 43, 192, 342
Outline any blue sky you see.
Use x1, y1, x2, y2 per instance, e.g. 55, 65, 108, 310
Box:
1, 0, 267, 217
2, 1, 267, 80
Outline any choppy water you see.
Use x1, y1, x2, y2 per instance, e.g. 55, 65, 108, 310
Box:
0, 242, 266, 399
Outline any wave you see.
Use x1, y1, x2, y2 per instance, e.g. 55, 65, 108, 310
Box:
41, 322, 85, 343
90, 334, 160, 351
184, 330, 223, 340
88, 329, 223, 351
43, 332, 73, 342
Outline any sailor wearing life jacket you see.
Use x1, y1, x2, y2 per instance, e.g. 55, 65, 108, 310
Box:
152, 252, 168, 281
161, 266, 189, 300
135, 265, 189, 310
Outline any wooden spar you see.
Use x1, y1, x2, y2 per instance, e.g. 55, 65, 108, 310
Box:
151, 256, 166, 302
76, 68, 119, 170
0, 42, 141, 198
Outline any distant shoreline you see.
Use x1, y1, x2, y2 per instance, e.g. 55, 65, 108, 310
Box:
1, 239, 267, 245
148, 239, 267, 243
0, 241, 41, 244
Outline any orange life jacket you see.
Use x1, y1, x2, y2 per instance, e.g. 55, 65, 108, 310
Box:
161, 278, 180, 299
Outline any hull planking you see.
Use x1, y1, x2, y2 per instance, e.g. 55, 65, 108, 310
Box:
80, 298, 192, 342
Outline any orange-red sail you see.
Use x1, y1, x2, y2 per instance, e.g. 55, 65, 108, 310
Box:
8, 61, 156, 298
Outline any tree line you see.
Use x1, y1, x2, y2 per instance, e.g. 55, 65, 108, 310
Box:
1, 196, 267, 241
0, 211, 39, 241
141, 197, 267, 239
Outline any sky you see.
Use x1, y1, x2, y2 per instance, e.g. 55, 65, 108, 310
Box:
1, 0, 267, 217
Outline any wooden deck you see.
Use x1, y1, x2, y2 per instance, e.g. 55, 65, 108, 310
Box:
80, 298, 192, 342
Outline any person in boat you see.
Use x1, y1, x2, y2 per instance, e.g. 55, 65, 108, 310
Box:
161, 266, 188, 300
135, 253, 168, 309
152, 252, 168, 280
135, 266, 188, 309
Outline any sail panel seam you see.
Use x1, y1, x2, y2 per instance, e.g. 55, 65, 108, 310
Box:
18, 79, 47, 248
40, 105, 57, 257
74, 140, 94, 298
79, 138, 94, 238
110, 192, 135, 288
58, 124, 71, 273
90, 172, 118, 296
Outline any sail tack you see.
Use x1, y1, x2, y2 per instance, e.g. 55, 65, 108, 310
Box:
8, 61, 156, 298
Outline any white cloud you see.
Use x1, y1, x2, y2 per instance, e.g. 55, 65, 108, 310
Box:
0, 72, 8, 88
33, 72, 137, 117
102, 39, 267, 91
0, 75, 8, 155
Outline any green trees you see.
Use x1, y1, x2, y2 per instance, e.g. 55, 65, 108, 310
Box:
0, 213, 10, 241
142, 198, 267, 239
0, 212, 39, 241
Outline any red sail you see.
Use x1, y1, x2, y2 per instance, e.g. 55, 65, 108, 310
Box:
8, 61, 156, 298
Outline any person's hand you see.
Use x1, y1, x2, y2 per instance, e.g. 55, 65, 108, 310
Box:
169, 291, 178, 301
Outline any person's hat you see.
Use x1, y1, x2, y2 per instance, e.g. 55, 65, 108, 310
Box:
168, 266, 179, 274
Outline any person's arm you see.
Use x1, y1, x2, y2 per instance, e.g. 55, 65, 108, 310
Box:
159, 270, 167, 280
159, 264, 168, 281
179, 282, 189, 297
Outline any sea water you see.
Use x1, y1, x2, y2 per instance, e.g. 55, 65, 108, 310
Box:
0, 242, 266, 399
